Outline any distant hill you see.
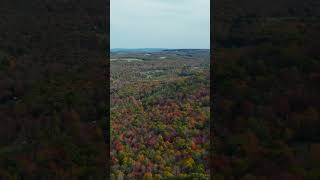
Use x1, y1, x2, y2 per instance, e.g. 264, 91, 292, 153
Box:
163, 49, 210, 52
110, 48, 166, 52
111, 48, 210, 53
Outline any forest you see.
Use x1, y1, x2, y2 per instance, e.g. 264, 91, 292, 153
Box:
1, 0, 320, 179
110, 50, 210, 179
213, 0, 320, 179
0, 0, 108, 178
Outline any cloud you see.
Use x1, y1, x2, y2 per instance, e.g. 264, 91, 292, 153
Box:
111, 0, 210, 49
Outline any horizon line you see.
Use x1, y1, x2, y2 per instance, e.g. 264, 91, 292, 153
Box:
110, 48, 210, 49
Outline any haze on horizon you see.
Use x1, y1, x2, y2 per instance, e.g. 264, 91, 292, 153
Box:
111, 0, 210, 49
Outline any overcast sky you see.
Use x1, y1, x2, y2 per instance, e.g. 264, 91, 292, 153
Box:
110, 0, 210, 49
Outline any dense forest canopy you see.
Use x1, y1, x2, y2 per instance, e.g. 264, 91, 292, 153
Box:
213, 0, 320, 179
110, 50, 210, 179
0, 0, 108, 178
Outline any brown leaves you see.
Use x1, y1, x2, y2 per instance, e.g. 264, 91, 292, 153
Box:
114, 141, 124, 152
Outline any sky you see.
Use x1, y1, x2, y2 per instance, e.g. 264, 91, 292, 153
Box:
110, 0, 210, 49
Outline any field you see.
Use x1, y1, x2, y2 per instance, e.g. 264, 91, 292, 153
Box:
110, 49, 210, 179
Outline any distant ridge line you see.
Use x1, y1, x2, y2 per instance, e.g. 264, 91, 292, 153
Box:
110, 48, 210, 52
